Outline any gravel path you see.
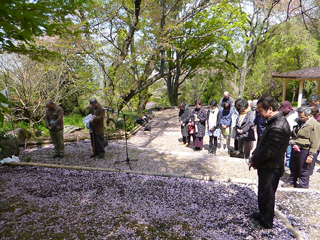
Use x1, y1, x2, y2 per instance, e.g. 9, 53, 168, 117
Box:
2, 108, 320, 239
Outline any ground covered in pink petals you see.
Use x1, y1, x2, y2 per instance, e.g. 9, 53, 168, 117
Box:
0, 166, 300, 239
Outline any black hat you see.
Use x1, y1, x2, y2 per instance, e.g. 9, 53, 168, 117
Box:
309, 95, 319, 102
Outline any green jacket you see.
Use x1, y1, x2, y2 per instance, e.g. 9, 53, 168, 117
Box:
45, 105, 64, 132
289, 117, 320, 156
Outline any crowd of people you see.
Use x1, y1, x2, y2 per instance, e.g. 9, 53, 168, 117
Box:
179, 92, 258, 158
44, 94, 320, 231
179, 93, 320, 229
178, 92, 320, 188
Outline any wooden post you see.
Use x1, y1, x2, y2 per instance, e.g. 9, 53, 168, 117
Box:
297, 80, 304, 107
282, 79, 287, 101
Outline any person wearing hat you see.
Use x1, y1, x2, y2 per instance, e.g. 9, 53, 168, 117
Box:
279, 101, 298, 167
309, 94, 320, 111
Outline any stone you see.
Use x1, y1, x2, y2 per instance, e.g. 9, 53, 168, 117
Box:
63, 125, 82, 134
0, 138, 19, 158
6, 128, 31, 146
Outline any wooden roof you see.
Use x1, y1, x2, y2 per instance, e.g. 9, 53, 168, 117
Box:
272, 67, 320, 80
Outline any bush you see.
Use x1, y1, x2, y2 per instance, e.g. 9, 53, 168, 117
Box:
33, 121, 50, 137
64, 114, 85, 128
0, 120, 30, 133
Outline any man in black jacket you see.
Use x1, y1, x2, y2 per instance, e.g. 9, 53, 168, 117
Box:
249, 97, 290, 229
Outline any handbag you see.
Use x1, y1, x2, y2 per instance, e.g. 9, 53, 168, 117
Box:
189, 124, 194, 134
221, 127, 229, 136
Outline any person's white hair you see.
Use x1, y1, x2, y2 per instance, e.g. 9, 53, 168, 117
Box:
297, 106, 312, 116
223, 91, 230, 97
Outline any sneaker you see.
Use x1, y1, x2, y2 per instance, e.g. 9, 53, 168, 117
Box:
179, 142, 187, 145
281, 182, 294, 188
90, 153, 98, 158
59, 154, 64, 158
185, 143, 190, 147
52, 154, 60, 158
98, 153, 105, 158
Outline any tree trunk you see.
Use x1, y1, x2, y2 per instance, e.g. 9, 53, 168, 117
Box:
166, 52, 181, 106
166, 72, 179, 106
239, 70, 246, 98
137, 89, 152, 114
238, 53, 250, 98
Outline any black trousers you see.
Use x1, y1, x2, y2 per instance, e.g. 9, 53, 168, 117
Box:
209, 136, 217, 152
182, 135, 190, 144
288, 149, 310, 188
234, 139, 238, 151
90, 132, 105, 155
257, 167, 284, 229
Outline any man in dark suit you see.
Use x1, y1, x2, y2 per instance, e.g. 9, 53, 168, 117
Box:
249, 97, 290, 229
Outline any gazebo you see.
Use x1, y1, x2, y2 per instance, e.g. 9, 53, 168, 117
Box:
272, 67, 320, 107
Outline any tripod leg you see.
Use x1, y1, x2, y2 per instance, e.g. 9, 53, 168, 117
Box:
113, 112, 138, 167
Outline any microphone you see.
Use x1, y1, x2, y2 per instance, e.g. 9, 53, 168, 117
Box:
102, 107, 114, 112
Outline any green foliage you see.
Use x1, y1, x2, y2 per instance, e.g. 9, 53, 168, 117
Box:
246, 20, 320, 101
120, 116, 136, 132
33, 121, 50, 137
164, 0, 248, 105
64, 114, 85, 128
150, 91, 171, 109
0, 120, 50, 137
0, 0, 91, 59
0, 92, 10, 125
202, 73, 225, 104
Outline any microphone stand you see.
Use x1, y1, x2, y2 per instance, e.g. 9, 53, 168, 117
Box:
103, 108, 138, 170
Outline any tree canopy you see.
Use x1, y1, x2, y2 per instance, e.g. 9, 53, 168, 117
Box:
0, 0, 90, 58
1, 0, 320, 127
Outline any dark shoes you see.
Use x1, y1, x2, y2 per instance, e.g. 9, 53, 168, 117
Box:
90, 153, 105, 158
249, 212, 272, 230
249, 220, 267, 230
249, 212, 261, 221
59, 154, 64, 158
52, 154, 60, 158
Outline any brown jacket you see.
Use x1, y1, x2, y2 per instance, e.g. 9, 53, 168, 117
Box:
290, 117, 320, 155
45, 105, 64, 132
87, 103, 105, 135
